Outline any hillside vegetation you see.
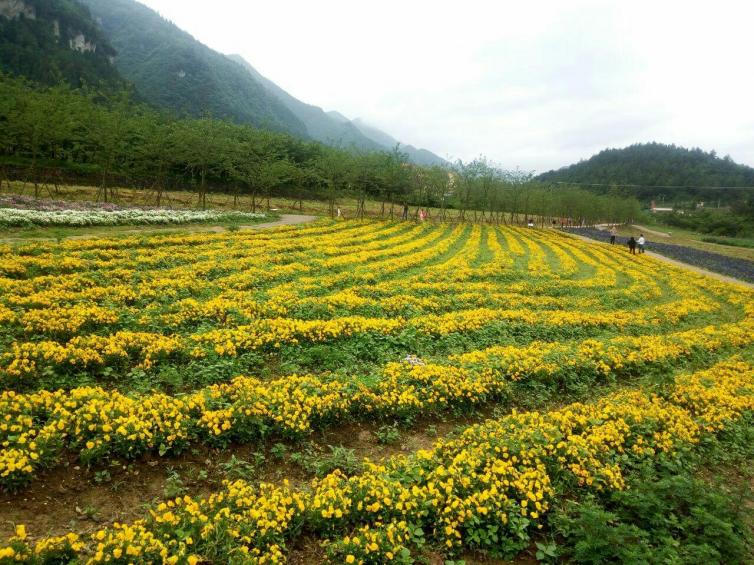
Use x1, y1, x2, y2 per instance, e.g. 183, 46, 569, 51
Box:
80, 0, 308, 136
539, 142, 754, 204
0, 0, 446, 164
0, 0, 124, 88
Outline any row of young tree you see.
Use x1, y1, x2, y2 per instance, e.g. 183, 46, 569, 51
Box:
0, 74, 641, 224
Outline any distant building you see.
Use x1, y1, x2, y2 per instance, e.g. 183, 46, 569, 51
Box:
650, 200, 673, 213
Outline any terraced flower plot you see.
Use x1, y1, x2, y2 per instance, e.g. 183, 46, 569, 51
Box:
0, 220, 753, 563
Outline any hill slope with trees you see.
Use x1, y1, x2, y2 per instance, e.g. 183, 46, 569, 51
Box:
538, 143, 754, 205
1, 0, 448, 164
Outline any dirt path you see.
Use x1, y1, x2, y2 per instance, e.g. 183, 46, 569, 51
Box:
630, 224, 671, 238
178, 214, 318, 234
0, 214, 319, 243
240, 214, 317, 230
566, 231, 754, 289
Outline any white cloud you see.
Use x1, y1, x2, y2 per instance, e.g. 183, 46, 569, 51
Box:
137, 0, 754, 172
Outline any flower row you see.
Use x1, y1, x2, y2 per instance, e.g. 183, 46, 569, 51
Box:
1, 295, 723, 383
0, 207, 268, 228
2, 310, 752, 490
4, 359, 753, 563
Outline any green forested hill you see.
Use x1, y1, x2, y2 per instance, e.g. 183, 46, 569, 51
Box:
538, 143, 754, 203
80, 0, 308, 136
0, 0, 124, 88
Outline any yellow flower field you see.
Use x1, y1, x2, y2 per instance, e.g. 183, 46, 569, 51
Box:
0, 219, 752, 563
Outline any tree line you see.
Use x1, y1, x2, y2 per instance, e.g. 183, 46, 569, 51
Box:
0, 75, 642, 224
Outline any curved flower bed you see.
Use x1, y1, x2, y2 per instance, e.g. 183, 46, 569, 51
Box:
2, 360, 753, 563
1, 220, 753, 563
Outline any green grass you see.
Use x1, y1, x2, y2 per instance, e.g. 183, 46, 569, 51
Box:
700, 235, 754, 249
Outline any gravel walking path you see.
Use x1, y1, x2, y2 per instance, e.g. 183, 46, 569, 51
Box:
566, 229, 754, 289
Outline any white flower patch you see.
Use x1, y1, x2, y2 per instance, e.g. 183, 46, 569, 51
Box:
0, 208, 267, 227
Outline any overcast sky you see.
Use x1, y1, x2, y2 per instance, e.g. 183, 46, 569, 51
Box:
139, 0, 753, 173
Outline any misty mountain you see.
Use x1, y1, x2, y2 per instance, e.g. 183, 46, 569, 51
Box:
326, 110, 351, 124
226, 54, 382, 152
80, 0, 308, 136
228, 54, 447, 166
351, 118, 448, 167
1, 0, 448, 164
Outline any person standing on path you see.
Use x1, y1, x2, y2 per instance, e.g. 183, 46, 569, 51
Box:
628, 236, 637, 254
610, 226, 617, 245
402, 203, 409, 220
637, 234, 646, 254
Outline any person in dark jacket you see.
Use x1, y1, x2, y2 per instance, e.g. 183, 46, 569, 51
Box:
628, 236, 637, 254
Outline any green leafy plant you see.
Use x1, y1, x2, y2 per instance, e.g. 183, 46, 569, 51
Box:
218, 455, 259, 480
552, 461, 751, 564
535, 540, 558, 562
93, 469, 111, 485
292, 445, 362, 478
375, 423, 401, 445
163, 468, 187, 499
270, 443, 288, 460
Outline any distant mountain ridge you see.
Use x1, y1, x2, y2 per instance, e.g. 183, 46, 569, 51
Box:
226, 54, 382, 152
350, 118, 447, 167
227, 54, 448, 166
228, 54, 447, 165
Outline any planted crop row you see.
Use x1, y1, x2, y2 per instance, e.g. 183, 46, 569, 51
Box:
3, 359, 753, 563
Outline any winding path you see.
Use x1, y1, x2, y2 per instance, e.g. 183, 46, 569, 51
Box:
630, 224, 672, 238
